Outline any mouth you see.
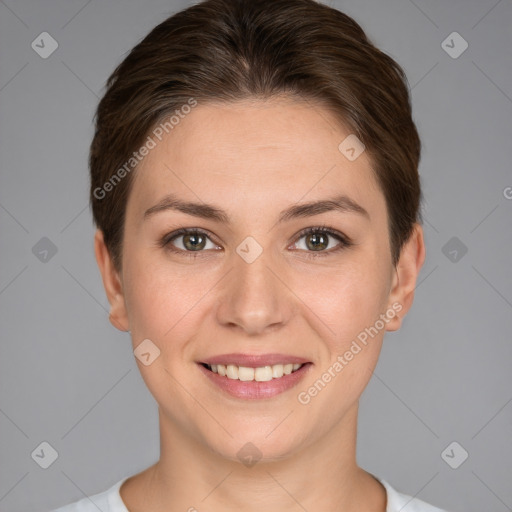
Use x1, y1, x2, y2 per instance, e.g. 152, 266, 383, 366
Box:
196, 360, 313, 399
200, 362, 307, 381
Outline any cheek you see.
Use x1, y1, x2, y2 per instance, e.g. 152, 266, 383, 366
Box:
310, 261, 390, 347
121, 257, 203, 407
297, 266, 387, 414
122, 254, 191, 340
122, 253, 223, 358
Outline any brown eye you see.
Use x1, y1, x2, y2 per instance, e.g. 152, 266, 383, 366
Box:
162, 228, 219, 255
304, 232, 329, 251
181, 232, 207, 251
291, 226, 353, 258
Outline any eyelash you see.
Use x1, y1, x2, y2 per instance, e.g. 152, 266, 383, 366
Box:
158, 225, 353, 259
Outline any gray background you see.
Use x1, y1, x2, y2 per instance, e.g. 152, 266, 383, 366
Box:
0, 0, 511, 511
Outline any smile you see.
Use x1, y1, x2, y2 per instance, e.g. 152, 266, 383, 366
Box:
197, 362, 313, 399
203, 362, 304, 381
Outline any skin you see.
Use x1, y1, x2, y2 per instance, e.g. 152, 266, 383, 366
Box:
95, 96, 425, 512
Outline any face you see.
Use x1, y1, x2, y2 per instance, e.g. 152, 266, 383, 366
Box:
96, 96, 424, 462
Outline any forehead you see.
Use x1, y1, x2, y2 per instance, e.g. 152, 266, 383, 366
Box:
129, 97, 383, 221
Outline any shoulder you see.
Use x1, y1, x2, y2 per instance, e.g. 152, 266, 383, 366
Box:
49, 477, 129, 512
378, 478, 450, 512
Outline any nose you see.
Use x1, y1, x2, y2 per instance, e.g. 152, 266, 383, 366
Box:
215, 244, 293, 336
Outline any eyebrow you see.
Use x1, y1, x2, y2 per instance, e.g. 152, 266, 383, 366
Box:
143, 193, 370, 224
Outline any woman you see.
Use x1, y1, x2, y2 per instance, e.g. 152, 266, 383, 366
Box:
53, 0, 449, 510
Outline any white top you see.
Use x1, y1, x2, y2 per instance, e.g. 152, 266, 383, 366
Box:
50, 475, 450, 511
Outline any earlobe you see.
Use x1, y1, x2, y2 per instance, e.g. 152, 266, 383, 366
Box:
94, 229, 130, 332
385, 223, 426, 332
109, 313, 129, 332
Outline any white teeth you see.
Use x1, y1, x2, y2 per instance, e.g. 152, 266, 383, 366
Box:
272, 364, 284, 378
238, 366, 254, 381
226, 364, 238, 379
205, 362, 305, 381
254, 366, 273, 381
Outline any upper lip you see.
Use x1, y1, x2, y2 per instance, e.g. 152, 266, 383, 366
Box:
199, 353, 311, 367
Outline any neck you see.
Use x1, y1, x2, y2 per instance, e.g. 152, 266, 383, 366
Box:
121, 402, 387, 512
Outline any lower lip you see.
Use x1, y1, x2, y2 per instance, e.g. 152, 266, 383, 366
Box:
197, 363, 313, 399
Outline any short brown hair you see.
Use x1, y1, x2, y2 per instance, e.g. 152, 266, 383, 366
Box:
90, 0, 422, 271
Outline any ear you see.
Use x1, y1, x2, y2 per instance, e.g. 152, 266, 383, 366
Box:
385, 223, 426, 332
94, 229, 130, 332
